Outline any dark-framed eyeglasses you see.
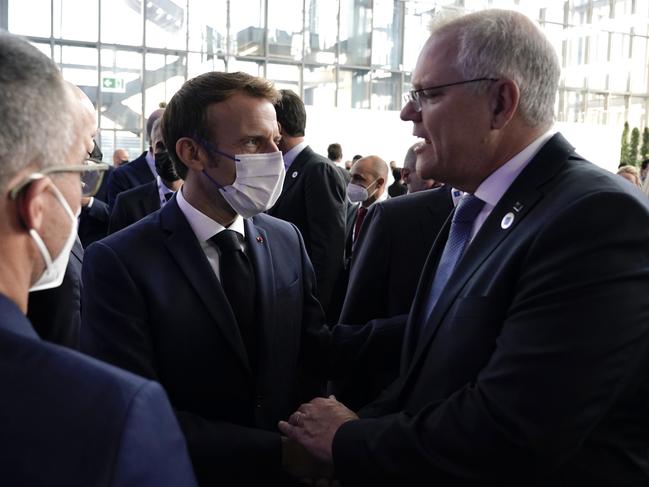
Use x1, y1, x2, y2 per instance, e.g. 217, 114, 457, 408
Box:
9, 159, 110, 200
403, 77, 499, 112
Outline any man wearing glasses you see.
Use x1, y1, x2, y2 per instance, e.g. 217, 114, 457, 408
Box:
281, 9, 649, 485
0, 32, 197, 486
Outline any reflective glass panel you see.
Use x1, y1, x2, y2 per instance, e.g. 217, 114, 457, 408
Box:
144, 53, 186, 116
268, 0, 304, 61
371, 0, 402, 69
100, 49, 143, 131
9, 0, 51, 37
267, 63, 301, 93
187, 0, 226, 54
339, 0, 371, 66
371, 70, 400, 110
304, 0, 338, 64
145, 0, 187, 50
53, 0, 98, 41
338, 68, 370, 108
304, 65, 336, 106
231, 0, 266, 57
100, 0, 142, 46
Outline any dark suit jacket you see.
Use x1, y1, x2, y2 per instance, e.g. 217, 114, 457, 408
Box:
106, 151, 156, 209
332, 133, 649, 485
0, 294, 196, 486
78, 198, 109, 248
27, 238, 84, 349
387, 181, 407, 198
108, 180, 161, 234
332, 187, 454, 409
81, 200, 327, 485
94, 165, 114, 203
268, 146, 346, 321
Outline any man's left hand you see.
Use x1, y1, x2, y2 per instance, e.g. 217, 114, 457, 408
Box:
278, 396, 358, 465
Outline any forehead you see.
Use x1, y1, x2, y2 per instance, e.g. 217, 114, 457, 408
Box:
206, 93, 278, 138
412, 31, 460, 87
351, 159, 374, 176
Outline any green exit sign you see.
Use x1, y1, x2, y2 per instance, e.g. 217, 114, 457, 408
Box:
101, 75, 125, 93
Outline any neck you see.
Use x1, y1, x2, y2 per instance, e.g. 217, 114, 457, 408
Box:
162, 178, 183, 192
182, 174, 237, 227
280, 136, 304, 154
0, 238, 33, 314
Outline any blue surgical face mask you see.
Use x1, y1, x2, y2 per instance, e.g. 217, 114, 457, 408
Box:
199, 143, 285, 218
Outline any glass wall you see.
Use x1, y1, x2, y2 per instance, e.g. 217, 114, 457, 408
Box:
5, 0, 649, 155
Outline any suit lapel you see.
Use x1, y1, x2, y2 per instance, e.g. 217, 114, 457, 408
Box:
244, 219, 275, 364
403, 133, 577, 378
272, 146, 312, 208
160, 200, 252, 375
141, 180, 161, 215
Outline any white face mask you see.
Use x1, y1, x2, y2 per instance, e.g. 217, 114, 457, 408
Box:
203, 150, 286, 218
346, 179, 377, 203
29, 184, 79, 292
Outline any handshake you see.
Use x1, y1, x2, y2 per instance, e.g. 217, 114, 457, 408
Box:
279, 395, 358, 485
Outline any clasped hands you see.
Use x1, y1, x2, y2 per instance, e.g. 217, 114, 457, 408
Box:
279, 395, 358, 485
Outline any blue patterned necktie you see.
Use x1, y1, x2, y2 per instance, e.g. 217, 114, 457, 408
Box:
421, 194, 485, 327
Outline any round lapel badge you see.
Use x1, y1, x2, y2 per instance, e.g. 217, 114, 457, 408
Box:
501, 212, 515, 229
292, 171, 298, 178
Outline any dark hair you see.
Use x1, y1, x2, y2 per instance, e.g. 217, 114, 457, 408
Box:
327, 143, 342, 161
161, 71, 279, 179
352, 154, 363, 162
274, 89, 306, 137
642, 159, 649, 170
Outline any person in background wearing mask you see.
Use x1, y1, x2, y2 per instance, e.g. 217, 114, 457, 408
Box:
0, 32, 197, 486
80, 71, 330, 486
346, 155, 389, 251
108, 118, 182, 234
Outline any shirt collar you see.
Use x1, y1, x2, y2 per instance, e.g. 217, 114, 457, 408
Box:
474, 128, 555, 208
0, 294, 39, 340
145, 150, 158, 179
283, 140, 308, 170
176, 185, 246, 242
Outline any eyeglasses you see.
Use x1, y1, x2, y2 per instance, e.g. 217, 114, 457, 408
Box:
403, 77, 499, 112
9, 158, 110, 200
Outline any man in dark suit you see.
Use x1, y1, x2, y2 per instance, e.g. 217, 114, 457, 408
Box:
268, 90, 347, 323
332, 186, 454, 410
280, 10, 649, 485
0, 32, 196, 486
401, 143, 442, 193
82, 72, 362, 485
105, 108, 163, 209
108, 119, 182, 234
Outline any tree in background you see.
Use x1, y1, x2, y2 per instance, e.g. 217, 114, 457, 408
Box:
620, 122, 631, 166
630, 127, 641, 166
641, 127, 649, 162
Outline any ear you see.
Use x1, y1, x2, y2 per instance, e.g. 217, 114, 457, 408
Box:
491, 79, 520, 130
377, 177, 386, 188
176, 137, 209, 172
16, 177, 51, 233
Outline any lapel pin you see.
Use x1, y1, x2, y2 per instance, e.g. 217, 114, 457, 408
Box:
501, 212, 515, 229
256, 235, 264, 244
513, 201, 524, 212
292, 171, 298, 178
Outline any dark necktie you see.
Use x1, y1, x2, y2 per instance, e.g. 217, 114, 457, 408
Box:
353, 206, 368, 243
421, 194, 485, 327
210, 230, 257, 369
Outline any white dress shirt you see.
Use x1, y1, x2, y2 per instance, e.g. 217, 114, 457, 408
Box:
282, 140, 308, 171
157, 176, 177, 206
470, 129, 556, 241
176, 186, 246, 282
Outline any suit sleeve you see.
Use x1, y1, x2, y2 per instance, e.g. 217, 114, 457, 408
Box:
303, 162, 346, 314
108, 193, 129, 235
111, 381, 198, 487
332, 191, 649, 483
339, 203, 390, 324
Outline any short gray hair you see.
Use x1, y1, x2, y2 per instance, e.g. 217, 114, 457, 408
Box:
432, 9, 560, 127
0, 32, 76, 192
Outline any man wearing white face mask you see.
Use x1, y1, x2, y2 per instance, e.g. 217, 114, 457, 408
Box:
346, 155, 389, 253
0, 32, 197, 486
81, 71, 332, 485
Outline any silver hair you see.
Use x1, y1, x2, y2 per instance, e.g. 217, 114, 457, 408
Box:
431, 9, 560, 127
0, 32, 76, 193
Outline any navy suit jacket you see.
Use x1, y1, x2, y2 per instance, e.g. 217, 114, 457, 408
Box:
81, 199, 329, 485
106, 151, 156, 209
333, 134, 649, 485
108, 180, 161, 234
332, 186, 454, 409
0, 294, 196, 486
78, 198, 110, 248
27, 238, 84, 349
268, 146, 347, 322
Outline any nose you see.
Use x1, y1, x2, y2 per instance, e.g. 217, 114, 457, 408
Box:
400, 100, 420, 122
